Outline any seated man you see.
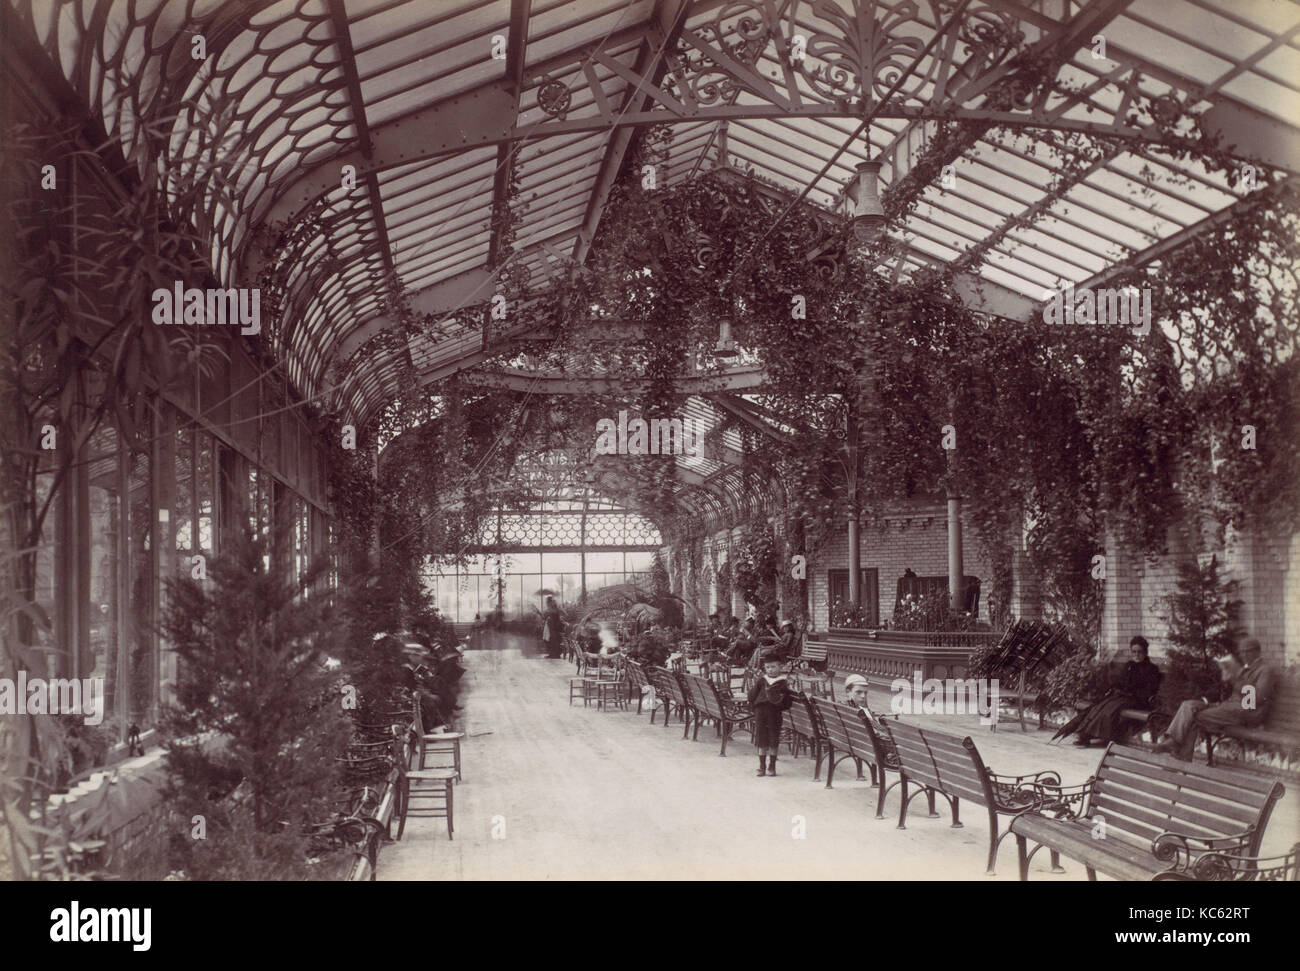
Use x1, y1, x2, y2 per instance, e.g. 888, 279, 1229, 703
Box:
843, 673, 872, 713
1155, 637, 1279, 761
729, 618, 759, 665
769, 621, 799, 662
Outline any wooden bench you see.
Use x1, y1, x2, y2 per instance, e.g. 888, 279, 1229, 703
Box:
791, 634, 829, 672
786, 692, 828, 778
1205, 673, 1300, 769
680, 673, 753, 755
810, 698, 904, 819
1010, 743, 1286, 880
647, 666, 689, 733
1153, 841, 1300, 881
623, 659, 650, 714
890, 721, 1061, 875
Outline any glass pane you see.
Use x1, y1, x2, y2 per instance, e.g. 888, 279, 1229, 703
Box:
196, 434, 213, 555
541, 551, 581, 573
624, 551, 655, 573
174, 424, 194, 556
126, 444, 154, 731
584, 551, 623, 572
87, 425, 121, 731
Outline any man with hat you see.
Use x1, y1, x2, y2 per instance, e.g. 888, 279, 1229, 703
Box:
843, 673, 872, 713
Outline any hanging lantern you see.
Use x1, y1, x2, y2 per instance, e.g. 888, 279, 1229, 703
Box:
846, 158, 885, 244
714, 317, 738, 358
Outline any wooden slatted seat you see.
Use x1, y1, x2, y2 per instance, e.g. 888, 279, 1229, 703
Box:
810, 699, 905, 820
1010, 744, 1286, 881
787, 692, 828, 779
647, 666, 688, 732
890, 721, 1061, 875
680, 673, 753, 755
623, 659, 650, 714
1206, 674, 1300, 768
1153, 842, 1300, 881
792, 635, 828, 671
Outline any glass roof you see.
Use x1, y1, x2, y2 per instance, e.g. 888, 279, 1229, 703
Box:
9, 0, 1296, 430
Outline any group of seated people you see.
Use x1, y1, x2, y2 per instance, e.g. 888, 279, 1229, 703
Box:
1057, 633, 1280, 761
704, 613, 802, 667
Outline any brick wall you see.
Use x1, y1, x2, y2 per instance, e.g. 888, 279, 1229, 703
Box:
805, 501, 993, 630
1100, 526, 1298, 665
666, 502, 995, 630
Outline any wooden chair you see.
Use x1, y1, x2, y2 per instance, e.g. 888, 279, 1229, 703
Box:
403, 767, 456, 840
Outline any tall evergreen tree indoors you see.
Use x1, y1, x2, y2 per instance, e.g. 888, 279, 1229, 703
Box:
159, 525, 351, 879
1160, 554, 1244, 701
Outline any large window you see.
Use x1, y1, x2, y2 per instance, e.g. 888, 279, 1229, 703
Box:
425, 549, 658, 623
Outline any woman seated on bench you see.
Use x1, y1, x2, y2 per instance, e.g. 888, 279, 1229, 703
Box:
1056, 635, 1160, 748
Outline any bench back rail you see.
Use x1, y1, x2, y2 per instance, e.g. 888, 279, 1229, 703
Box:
889, 721, 1056, 875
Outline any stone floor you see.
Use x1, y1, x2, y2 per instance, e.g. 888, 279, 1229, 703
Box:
378, 633, 1298, 881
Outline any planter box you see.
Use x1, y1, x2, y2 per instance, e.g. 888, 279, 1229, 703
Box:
822, 628, 1002, 687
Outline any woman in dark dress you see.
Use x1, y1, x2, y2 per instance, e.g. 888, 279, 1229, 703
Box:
1069, 635, 1161, 747
542, 596, 564, 659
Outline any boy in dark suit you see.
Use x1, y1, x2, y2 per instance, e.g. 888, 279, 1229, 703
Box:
747, 653, 794, 776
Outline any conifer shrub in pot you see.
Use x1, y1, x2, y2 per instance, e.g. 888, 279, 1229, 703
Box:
158, 525, 352, 880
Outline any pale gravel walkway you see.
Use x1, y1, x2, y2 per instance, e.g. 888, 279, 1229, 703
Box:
378, 635, 1297, 881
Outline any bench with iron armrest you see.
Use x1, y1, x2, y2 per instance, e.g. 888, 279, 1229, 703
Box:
787, 692, 829, 778
1069, 658, 1170, 745
623, 658, 650, 714
1205, 674, 1300, 768
337, 735, 409, 843
791, 633, 829, 674
647, 666, 689, 732
1010, 743, 1286, 881
810, 699, 906, 821
306, 791, 390, 881
680, 673, 753, 755
1069, 700, 1170, 746
706, 659, 734, 696
1152, 842, 1300, 881
890, 721, 1061, 875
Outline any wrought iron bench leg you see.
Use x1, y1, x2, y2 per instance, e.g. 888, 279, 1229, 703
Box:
1016, 834, 1030, 881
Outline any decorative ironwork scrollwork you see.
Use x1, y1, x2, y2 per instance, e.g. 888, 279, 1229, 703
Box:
536, 76, 572, 119
798, 0, 931, 104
